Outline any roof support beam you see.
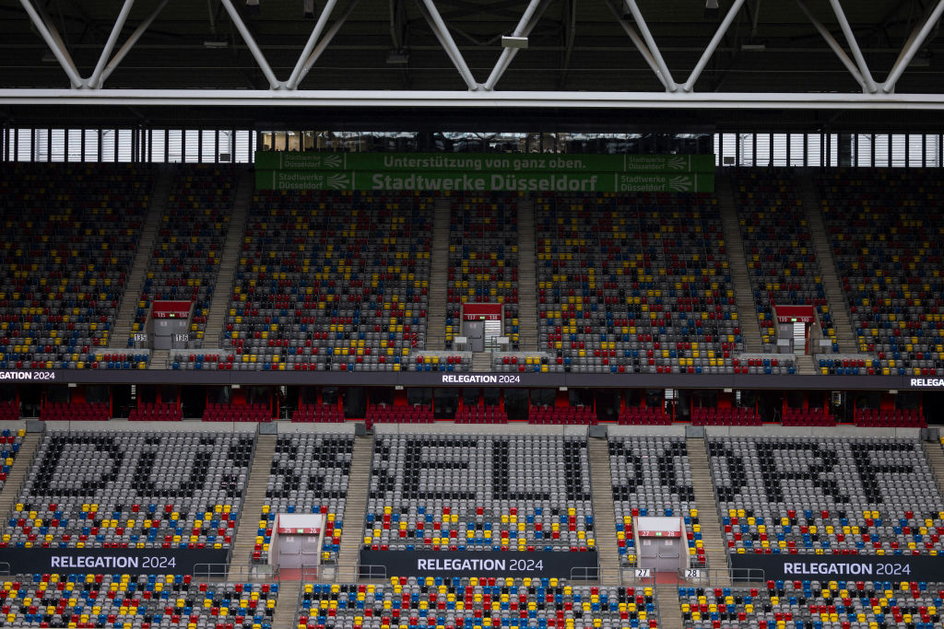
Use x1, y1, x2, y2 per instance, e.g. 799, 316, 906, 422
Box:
97, 0, 170, 88
795, 0, 867, 90
483, 0, 548, 90
87, 0, 136, 88
219, 0, 283, 89
882, 0, 944, 93
622, 0, 678, 92
289, 0, 363, 90
827, 0, 878, 93
603, 0, 669, 90
286, 0, 341, 89
19, 0, 83, 88
417, 0, 479, 90
8, 88, 944, 110
681, 0, 747, 92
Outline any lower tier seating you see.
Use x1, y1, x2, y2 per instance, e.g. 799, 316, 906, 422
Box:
253, 433, 354, 564
679, 580, 943, 629
3, 431, 254, 549
299, 580, 658, 629
708, 436, 944, 556
609, 437, 702, 567
364, 434, 594, 551
0, 574, 277, 629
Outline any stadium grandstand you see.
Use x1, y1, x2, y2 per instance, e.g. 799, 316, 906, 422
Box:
2, 1, 944, 628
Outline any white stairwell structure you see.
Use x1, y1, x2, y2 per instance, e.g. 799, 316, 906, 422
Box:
109, 166, 175, 350
203, 168, 254, 347
516, 198, 538, 352
715, 174, 763, 354
424, 200, 452, 351
336, 434, 374, 582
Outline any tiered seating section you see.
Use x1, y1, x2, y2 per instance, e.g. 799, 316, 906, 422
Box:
292, 402, 345, 423
454, 404, 507, 424
202, 401, 272, 422
690, 407, 761, 427
731, 169, 837, 353
364, 435, 594, 551
854, 407, 924, 428
39, 401, 110, 422
367, 403, 435, 426
127, 401, 183, 422
709, 436, 944, 556
254, 433, 353, 564
0, 574, 277, 629
3, 431, 253, 549
679, 580, 942, 629
608, 437, 702, 566
535, 193, 739, 374
221, 190, 431, 371
131, 166, 237, 348
820, 169, 944, 375
528, 405, 596, 425
0, 164, 151, 369
617, 406, 671, 426
445, 194, 519, 350
299, 580, 658, 629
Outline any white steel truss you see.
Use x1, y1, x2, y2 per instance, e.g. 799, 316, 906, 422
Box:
9, 0, 944, 107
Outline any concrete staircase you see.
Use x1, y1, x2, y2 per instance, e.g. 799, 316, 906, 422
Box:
715, 174, 763, 353
685, 437, 730, 587
516, 199, 538, 351
587, 437, 620, 585
655, 583, 683, 629
471, 353, 492, 372
203, 168, 254, 347
271, 580, 301, 629
425, 200, 452, 351
798, 172, 859, 354
228, 433, 276, 580
0, 432, 41, 518
110, 166, 175, 349
148, 349, 170, 370
923, 439, 944, 496
336, 434, 375, 582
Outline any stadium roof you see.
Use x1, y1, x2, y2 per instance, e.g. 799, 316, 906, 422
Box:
1, 0, 944, 130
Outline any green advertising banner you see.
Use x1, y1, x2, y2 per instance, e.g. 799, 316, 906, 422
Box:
255, 169, 714, 193
254, 151, 715, 173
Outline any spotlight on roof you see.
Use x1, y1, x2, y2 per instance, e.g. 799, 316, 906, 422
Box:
501, 35, 529, 49
705, 0, 719, 18
303, 0, 314, 18
246, 0, 260, 15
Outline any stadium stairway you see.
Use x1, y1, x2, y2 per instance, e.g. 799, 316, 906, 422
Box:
228, 433, 276, 580
654, 583, 683, 629
516, 198, 538, 352
109, 165, 174, 349
923, 438, 944, 496
716, 174, 763, 353
336, 433, 375, 582
271, 580, 301, 629
203, 167, 254, 347
798, 172, 859, 354
587, 436, 620, 585
424, 199, 451, 351
685, 437, 730, 587
0, 431, 40, 520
